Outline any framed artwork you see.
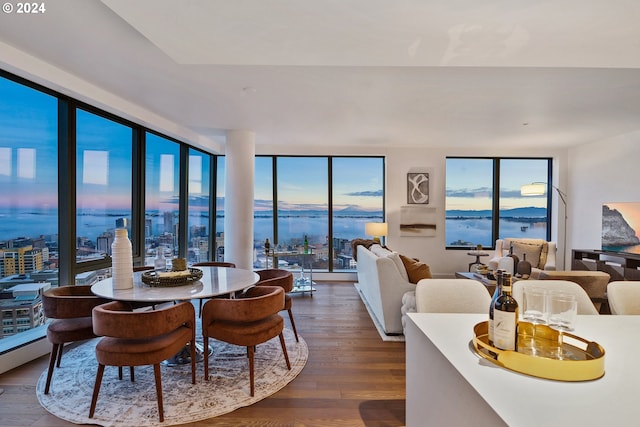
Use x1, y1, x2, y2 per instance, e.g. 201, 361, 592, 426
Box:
400, 206, 436, 237
407, 172, 430, 204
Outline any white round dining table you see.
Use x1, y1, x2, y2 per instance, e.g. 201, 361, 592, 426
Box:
91, 266, 259, 302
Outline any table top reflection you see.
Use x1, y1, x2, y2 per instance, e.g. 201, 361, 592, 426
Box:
91, 267, 259, 302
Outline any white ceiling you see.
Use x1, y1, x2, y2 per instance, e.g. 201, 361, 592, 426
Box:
1, 0, 639, 150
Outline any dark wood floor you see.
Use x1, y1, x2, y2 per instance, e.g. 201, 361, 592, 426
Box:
0, 282, 406, 427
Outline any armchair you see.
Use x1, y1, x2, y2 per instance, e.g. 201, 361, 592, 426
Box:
487, 238, 556, 278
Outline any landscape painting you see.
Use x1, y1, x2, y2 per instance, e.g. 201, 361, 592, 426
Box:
602, 202, 640, 254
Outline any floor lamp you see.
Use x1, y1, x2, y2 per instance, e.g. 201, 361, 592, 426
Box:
521, 182, 568, 269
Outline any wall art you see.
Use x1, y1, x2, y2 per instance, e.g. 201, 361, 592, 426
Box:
407, 172, 430, 204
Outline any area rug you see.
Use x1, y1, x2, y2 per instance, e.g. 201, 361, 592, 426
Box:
354, 283, 405, 342
36, 328, 307, 427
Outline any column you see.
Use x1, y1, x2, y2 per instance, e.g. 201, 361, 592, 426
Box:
224, 130, 255, 270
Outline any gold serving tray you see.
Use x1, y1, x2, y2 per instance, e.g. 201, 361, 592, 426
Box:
141, 267, 203, 287
473, 321, 605, 382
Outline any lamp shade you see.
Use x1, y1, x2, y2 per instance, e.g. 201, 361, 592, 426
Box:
521, 182, 547, 196
365, 222, 388, 238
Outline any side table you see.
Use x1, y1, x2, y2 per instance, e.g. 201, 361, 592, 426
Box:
467, 250, 489, 272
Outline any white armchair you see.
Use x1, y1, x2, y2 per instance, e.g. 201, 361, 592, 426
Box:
487, 238, 556, 278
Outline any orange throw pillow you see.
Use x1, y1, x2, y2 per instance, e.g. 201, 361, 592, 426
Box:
399, 254, 432, 284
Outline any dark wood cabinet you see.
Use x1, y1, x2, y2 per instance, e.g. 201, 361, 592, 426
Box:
572, 249, 640, 281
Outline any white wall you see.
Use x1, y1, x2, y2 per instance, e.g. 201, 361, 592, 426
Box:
568, 132, 640, 253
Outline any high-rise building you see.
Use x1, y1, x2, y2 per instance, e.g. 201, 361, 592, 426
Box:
0, 246, 43, 277
163, 211, 174, 234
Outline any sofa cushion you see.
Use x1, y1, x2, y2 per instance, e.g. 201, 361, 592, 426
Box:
368, 244, 409, 281
389, 252, 410, 281
399, 254, 432, 284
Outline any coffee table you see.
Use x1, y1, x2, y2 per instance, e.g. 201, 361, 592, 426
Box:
455, 271, 496, 295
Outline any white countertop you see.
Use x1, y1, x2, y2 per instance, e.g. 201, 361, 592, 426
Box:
91, 267, 259, 302
407, 313, 640, 426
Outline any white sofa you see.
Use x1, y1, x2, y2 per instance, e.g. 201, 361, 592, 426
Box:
355, 244, 415, 335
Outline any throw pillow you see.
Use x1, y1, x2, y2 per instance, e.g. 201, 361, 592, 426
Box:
369, 244, 393, 258
399, 254, 432, 284
511, 241, 543, 269
350, 238, 381, 262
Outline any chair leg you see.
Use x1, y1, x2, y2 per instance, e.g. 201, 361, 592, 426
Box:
287, 308, 299, 342
279, 332, 291, 370
153, 363, 164, 422
118, 366, 123, 380
248, 345, 255, 397
89, 364, 105, 418
190, 338, 196, 384
203, 336, 209, 380
55, 342, 64, 367
44, 343, 59, 394
130, 366, 135, 382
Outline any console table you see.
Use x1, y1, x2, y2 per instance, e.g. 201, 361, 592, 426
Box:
406, 313, 638, 426
572, 249, 640, 281
266, 249, 315, 296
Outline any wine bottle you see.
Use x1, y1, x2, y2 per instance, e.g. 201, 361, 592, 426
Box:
303, 235, 309, 254
264, 238, 271, 254
488, 269, 504, 346
493, 273, 518, 351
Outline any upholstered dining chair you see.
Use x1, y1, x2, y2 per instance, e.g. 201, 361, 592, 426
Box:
415, 279, 492, 313
89, 300, 196, 422
202, 285, 291, 397
607, 281, 640, 314
192, 262, 237, 316
255, 268, 298, 342
42, 285, 109, 395
512, 280, 600, 315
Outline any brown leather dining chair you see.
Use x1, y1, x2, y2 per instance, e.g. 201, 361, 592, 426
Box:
202, 285, 291, 396
89, 300, 196, 422
192, 262, 237, 317
255, 269, 299, 342
41, 285, 109, 394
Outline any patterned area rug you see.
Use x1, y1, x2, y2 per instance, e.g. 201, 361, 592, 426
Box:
36, 328, 307, 427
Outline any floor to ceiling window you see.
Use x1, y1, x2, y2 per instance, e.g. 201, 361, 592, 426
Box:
332, 157, 384, 270
276, 157, 329, 270
187, 148, 211, 264
145, 133, 181, 263
445, 157, 551, 249
214, 156, 225, 262
250, 156, 385, 271
0, 76, 58, 347
76, 109, 133, 269
253, 156, 274, 266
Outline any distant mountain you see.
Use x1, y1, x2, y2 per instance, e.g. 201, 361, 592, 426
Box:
446, 207, 547, 218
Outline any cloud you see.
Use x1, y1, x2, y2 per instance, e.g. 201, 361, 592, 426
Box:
446, 187, 492, 198
445, 187, 529, 198
344, 190, 383, 197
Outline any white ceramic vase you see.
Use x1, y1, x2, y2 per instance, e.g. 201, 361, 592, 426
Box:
111, 228, 133, 290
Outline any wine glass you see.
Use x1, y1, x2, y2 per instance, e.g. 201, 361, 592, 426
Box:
520, 287, 548, 355
547, 292, 578, 359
